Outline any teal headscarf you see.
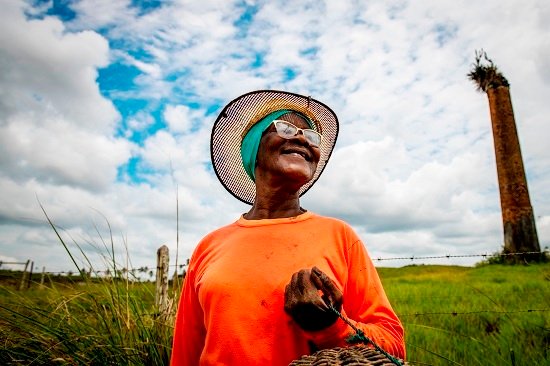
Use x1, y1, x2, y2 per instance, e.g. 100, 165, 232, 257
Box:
240, 109, 314, 180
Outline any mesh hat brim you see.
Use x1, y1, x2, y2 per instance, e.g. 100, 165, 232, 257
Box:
210, 90, 339, 205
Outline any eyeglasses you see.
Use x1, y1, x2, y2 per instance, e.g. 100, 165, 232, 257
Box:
271, 120, 323, 148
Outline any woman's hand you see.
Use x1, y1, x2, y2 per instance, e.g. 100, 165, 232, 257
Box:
284, 266, 343, 331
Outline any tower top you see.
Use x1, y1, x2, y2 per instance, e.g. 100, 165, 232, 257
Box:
468, 49, 509, 92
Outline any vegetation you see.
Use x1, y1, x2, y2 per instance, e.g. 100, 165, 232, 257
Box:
0, 274, 178, 365
468, 50, 509, 92
1, 263, 548, 365
380, 263, 550, 365
0, 206, 180, 365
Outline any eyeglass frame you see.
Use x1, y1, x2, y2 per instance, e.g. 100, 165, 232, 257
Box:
271, 120, 323, 148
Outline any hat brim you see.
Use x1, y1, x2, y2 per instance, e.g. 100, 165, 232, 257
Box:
210, 90, 339, 205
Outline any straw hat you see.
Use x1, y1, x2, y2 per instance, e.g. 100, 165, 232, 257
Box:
210, 90, 339, 205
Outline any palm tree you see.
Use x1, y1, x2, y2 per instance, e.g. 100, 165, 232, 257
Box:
468, 50, 541, 262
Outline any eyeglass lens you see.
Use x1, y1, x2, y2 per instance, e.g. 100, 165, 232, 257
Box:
273, 121, 322, 147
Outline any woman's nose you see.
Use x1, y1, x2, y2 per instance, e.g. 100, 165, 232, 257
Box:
291, 129, 309, 145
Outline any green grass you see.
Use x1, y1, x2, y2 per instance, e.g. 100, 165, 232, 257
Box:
379, 263, 550, 365
0, 275, 179, 365
1, 264, 548, 365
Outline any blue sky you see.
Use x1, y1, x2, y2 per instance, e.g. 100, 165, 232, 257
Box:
1, 0, 549, 273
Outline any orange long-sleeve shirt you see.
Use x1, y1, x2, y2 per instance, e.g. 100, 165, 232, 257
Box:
171, 211, 405, 365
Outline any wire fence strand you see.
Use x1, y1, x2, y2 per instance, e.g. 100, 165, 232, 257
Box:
374, 251, 546, 261
398, 308, 550, 317
1, 250, 547, 277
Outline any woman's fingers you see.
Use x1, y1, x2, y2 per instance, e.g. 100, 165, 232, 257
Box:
285, 267, 341, 309
312, 266, 343, 307
284, 267, 341, 331
296, 269, 309, 294
285, 269, 327, 308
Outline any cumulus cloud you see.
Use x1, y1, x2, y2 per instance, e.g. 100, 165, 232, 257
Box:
0, 1, 133, 269
163, 105, 194, 133
0, 0, 132, 193
0, 1, 118, 131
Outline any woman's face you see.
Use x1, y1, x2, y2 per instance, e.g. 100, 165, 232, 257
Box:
255, 113, 321, 188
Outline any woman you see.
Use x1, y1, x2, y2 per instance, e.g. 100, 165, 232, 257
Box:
171, 90, 405, 365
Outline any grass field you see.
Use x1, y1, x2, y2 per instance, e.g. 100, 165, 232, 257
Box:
1, 263, 549, 365
0, 274, 177, 365
380, 263, 550, 365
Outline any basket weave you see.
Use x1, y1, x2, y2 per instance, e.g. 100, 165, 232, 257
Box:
289, 345, 407, 366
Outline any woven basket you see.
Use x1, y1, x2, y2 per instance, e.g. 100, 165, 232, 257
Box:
289, 345, 407, 366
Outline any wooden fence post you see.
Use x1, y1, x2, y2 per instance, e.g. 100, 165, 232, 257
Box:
156, 245, 170, 319
39, 266, 46, 289
19, 260, 30, 291
27, 261, 34, 289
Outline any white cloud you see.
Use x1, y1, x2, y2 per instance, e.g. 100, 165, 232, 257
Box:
126, 111, 155, 134
163, 105, 193, 133
0, 113, 133, 191
0, 0, 118, 132
117, 50, 162, 79
0, 0, 132, 192
68, 0, 136, 31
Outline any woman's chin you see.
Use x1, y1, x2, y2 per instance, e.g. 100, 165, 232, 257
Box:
280, 165, 315, 186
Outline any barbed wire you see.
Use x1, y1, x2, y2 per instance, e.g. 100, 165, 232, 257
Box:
374, 251, 546, 261
329, 303, 404, 365
399, 308, 550, 317
1, 251, 547, 277
0, 262, 190, 277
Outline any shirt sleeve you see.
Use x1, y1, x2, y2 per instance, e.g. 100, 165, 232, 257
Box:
304, 238, 406, 360
170, 261, 205, 366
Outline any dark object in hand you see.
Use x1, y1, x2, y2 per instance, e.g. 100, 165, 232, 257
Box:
284, 266, 343, 331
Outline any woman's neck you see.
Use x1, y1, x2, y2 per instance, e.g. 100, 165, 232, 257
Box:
245, 186, 304, 220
